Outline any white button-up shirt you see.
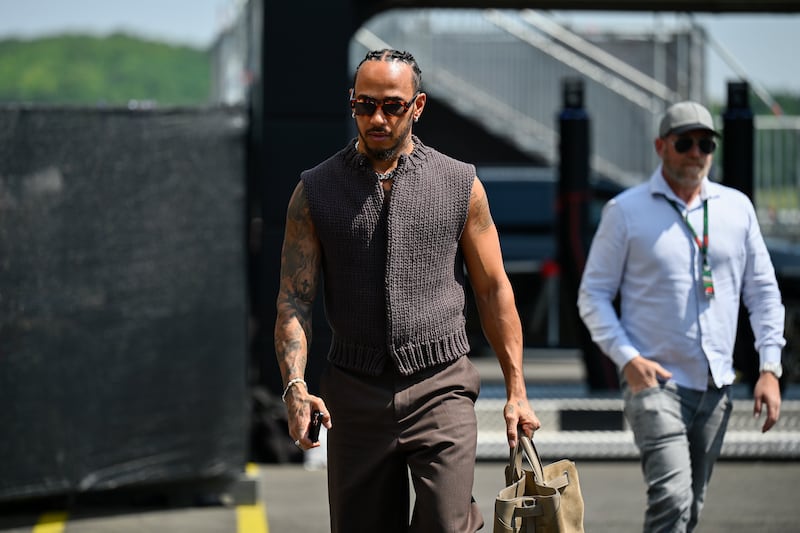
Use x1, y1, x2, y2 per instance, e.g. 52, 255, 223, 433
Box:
578, 167, 785, 391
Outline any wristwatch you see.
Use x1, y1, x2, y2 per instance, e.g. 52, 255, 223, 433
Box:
760, 361, 783, 379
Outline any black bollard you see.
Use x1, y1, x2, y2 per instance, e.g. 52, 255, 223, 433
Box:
722, 81, 755, 199
557, 78, 619, 390
722, 81, 765, 391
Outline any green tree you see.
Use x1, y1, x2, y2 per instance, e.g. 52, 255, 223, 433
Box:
0, 33, 211, 106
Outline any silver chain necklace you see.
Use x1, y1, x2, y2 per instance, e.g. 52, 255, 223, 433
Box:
375, 169, 395, 182
356, 140, 396, 181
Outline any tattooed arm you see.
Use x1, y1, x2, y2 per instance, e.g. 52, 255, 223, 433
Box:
274, 181, 330, 449
460, 177, 540, 448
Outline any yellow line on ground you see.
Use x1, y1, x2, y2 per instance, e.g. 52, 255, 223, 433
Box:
237, 463, 269, 533
32, 511, 68, 533
237, 503, 269, 533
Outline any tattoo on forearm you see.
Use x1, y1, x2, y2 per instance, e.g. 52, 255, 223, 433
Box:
275, 182, 320, 382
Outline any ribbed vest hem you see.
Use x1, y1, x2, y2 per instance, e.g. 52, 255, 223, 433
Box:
327, 336, 388, 376
327, 327, 471, 377
391, 327, 471, 375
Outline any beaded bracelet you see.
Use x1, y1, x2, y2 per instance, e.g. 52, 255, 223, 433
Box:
281, 377, 307, 403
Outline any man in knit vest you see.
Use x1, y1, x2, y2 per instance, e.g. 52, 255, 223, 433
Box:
274, 49, 540, 532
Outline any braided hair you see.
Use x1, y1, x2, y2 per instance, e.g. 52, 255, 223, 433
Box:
353, 49, 422, 93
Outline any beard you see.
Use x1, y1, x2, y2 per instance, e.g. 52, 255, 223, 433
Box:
368, 145, 399, 161
663, 162, 707, 188
359, 114, 414, 161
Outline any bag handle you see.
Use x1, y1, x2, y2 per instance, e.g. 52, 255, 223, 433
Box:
508, 434, 575, 492
507, 434, 545, 485
519, 434, 546, 483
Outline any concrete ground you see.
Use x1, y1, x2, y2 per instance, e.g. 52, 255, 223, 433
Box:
1, 459, 798, 532
261, 460, 800, 533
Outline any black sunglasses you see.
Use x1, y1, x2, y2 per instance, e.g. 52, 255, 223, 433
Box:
349, 90, 419, 117
673, 137, 717, 155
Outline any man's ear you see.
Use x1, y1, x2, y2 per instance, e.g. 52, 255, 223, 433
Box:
413, 92, 426, 120
654, 137, 666, 157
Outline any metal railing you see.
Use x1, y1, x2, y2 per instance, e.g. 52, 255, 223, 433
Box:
351, 9, 702, 186
754, 115, 800, 239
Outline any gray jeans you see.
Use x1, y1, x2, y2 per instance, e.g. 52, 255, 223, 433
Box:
623, 380, 733, 533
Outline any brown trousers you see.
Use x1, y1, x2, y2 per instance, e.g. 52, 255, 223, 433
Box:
320, 355, 484, 533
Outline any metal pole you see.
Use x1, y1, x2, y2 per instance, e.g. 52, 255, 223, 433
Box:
722, 80, 762, 390
722, 81, 755, 199
557, 77, 618, 390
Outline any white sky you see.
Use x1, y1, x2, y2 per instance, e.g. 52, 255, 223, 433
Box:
0, 0, 237, 47
0, 2, 798, 101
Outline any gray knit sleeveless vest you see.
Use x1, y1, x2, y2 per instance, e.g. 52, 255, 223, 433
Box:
301, 136, 474, 376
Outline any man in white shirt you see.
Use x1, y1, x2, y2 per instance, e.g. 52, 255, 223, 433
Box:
578, 101, 785, 532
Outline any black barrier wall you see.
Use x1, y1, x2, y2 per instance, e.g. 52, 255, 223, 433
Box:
0, 106, 249, 502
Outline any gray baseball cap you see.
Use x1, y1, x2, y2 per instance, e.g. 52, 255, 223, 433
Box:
659, 101, 721, 138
